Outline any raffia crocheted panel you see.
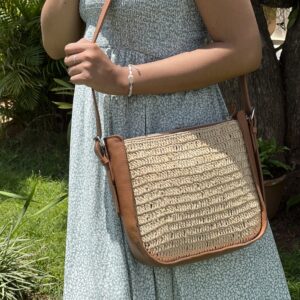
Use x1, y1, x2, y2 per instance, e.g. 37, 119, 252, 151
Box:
124, 120, 262, 262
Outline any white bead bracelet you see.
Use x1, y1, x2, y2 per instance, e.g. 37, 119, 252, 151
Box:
128, 64, 134, 97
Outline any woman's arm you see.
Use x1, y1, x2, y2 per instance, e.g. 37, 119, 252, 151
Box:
64, 0, 261, 96
41, 0, 85, 60
123, 0, 262, 95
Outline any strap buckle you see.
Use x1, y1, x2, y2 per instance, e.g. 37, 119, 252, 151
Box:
250, 107, 255, 120
94, 135, 107, 157
246, 107, 255, 121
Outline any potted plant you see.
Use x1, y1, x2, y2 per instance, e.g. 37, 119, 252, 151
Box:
257, 137, 294, 219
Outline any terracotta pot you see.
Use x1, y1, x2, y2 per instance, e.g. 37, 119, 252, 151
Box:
263, 173, 287, 219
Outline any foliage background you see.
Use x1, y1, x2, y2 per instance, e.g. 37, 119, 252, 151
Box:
0, 0, 67, 133
0, 0, 299, 299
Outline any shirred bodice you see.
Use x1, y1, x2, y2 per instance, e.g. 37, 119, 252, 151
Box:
79, 0, 209, 59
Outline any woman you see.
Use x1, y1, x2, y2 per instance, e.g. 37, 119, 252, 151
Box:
41, 1, 291, 299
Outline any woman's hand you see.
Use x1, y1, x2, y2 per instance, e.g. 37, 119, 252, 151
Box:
64, 38, 127, 95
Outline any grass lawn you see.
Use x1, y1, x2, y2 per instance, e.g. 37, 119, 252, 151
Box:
0, 130, 69, 299
280, 250, 300, 299
271, 205, 300, 300
0, 129, 299, 299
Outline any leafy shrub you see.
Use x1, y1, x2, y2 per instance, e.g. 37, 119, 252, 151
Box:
257, 137, 293, 179
0, 0, 67, 131
0, 236, 47, 300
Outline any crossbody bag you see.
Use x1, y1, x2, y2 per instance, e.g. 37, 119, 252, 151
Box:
91, 0, 267, 266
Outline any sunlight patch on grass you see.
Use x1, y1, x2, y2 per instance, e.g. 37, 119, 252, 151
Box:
0, 132, 69, 298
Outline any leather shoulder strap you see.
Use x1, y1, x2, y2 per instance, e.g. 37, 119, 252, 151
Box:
92, 0, 112, 43
91, 0, 254, 141
91, 0, 112, 140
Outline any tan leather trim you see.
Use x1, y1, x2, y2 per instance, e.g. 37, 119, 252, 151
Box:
235, 111, 267, 231
104, 112, 268, 266
94, 140, 120, 214
249, 117, 267, 201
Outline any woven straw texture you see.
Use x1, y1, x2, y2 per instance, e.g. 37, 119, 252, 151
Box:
124, 120, 262, 262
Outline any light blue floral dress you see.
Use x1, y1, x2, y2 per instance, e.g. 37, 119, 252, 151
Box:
63, 0, 291, 299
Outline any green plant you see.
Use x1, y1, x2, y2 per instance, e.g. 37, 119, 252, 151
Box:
257, 137, 293, 180
51, 78, 75, 99
0, 184, 50, 300
0, 183, 37, 236
0, 236, 48, 300
51, 78, 74, 144
0, 0, 67, 131
287, 0, 300, 30
0, 186, 68, 232
279, 250, 300, 299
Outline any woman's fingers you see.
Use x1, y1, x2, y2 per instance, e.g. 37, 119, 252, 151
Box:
64, 40, 101, 68
64, 38, 94, 56
64, 39, 91, 67
63, 37, 122, 94
64, 38, 98, 86
64, 53, 82, 67
64, 43, 90, 56
67, 64, 82, 77
69, 72, 91, 86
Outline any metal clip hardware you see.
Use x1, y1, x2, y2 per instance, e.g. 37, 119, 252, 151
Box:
250, 107, 255, 120
94, 135, 107, 157
246, 107, 255, 121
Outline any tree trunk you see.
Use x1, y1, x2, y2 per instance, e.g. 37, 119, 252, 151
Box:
219, 0, 285, 144
280, 11, 300, 197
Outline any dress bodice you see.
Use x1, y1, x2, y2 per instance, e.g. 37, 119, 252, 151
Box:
79, 0, 210, 59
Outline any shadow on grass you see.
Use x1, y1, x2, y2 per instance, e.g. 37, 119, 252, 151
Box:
0, 129, 69, 191
280, 250, 300, 300
271, 206, 300, 300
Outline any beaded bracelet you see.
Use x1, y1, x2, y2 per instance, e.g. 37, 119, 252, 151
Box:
128, 64, 134, 97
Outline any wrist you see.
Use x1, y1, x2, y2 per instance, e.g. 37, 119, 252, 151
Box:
114, 65, 129, 96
